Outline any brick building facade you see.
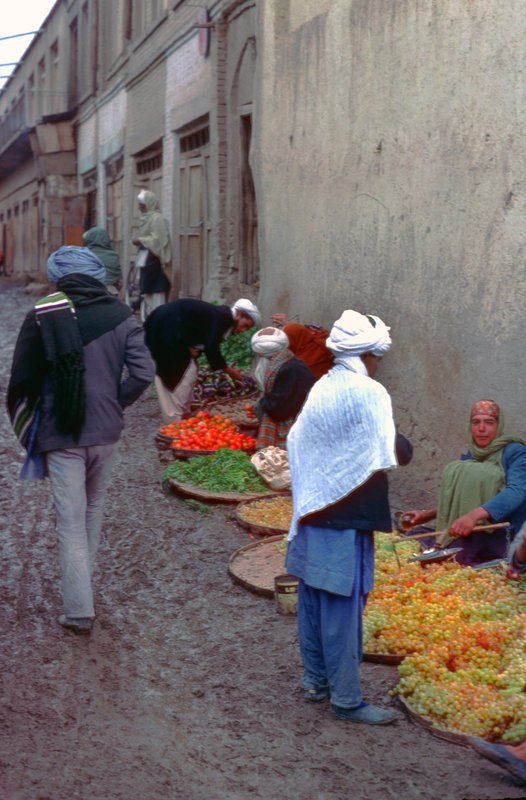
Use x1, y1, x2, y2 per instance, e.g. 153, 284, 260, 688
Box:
0, 0, 259, 307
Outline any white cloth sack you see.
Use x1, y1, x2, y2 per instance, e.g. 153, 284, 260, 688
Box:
250, 446, 291, 490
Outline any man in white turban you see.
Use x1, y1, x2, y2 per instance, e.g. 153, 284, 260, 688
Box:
285, 310, 412, 724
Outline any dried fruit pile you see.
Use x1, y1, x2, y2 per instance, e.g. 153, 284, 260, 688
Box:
159, 411, 256, 452
205, 399, 259, 427
237, 496, 293, 531
364, 534, 526, 742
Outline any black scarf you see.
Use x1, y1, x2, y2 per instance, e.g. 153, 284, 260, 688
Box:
8, 274, 132, 441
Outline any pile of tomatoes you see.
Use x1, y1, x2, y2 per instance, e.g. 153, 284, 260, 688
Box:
159, 411, 256, 452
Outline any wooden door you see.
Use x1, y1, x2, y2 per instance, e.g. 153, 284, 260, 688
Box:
179, 152, 209, 297
62, 195, 87, 246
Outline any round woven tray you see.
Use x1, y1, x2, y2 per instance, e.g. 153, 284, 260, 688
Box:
206, 392, 260, 412
206, 396, 260, 430
238, 418, 259, 431
155, 432, 175, 450
363, 652, 405, 665
191, 390, 260, 414
228, 536, 286, 597
167, 477, 272, 504
397, 696, 472, 746
235, 495, 292, 537
171, 446, 256, 460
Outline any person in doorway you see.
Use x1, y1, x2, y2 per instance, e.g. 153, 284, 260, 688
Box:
285, 309, 413, 724
83, 226, 123, 294
0, 249, 6, 276
402, 400, 526, 566
131, 190, 172, 320
250, 326, 316, 449
144, 297, 261, 423
7, 245, 156, 634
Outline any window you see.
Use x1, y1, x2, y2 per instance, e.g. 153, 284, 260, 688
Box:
50, 40, 59, 114
83, 170, 98, 231
68, 18, 78, 107
27, 73, 35, 121
132, 0, 168, 39
136, 145, 163, 175
79, 3, 91, 97
38, 57, 46, 118
179, 126, 209, 154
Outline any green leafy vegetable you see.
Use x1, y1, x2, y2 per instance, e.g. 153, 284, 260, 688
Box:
197, 327, 258, 371
163, 449, 270, 493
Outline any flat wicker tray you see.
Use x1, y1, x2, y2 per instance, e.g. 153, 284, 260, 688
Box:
363, 652, 405, 665
235, 495, 292, 537
167, 477, 271, 504
238, 418, 259, 431
171, 446, 256, 460
397, 696, 472, 746
228, 536, 286, 597
155, 432, 175, 450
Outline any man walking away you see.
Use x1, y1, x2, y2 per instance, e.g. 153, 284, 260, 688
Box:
7, 245, 156, 634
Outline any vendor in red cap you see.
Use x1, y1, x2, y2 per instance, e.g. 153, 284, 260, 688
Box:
403, 399, 526, 565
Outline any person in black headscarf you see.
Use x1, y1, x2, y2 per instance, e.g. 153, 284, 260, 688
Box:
7, 246, 155, 635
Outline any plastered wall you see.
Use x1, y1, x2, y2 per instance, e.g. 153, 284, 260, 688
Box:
253, 0, 526, 505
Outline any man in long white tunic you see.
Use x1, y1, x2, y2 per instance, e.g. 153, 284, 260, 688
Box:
285, 310, 412, 724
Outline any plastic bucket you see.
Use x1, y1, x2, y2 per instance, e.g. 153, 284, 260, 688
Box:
274, 573, 298, 615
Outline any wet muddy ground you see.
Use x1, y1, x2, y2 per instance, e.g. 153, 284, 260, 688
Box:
1, 281, 525, 800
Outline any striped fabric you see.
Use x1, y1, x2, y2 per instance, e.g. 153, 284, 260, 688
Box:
34, 292, 76, 318
11, 395, 38, 448
10, 292, 77, 447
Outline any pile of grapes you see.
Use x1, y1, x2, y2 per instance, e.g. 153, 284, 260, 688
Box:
364, 535, 526, 741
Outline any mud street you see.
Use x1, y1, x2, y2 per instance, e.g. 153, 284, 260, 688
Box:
0, 281, 524, 800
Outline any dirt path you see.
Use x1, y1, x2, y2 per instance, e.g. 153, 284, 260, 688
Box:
1, 282, 524, 800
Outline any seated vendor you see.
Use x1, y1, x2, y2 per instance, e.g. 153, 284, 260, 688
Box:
403, 400, 526, 566
251, 327, 316, 450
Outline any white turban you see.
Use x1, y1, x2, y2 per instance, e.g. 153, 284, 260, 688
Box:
251, 327, 289, 356
231, 298, 262, 327
326, 310, 391, 357
250, 327, 289, 389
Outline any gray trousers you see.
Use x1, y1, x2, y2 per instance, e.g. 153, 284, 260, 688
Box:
46, 444, 116, 618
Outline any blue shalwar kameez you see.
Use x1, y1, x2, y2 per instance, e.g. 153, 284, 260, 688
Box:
284, 362, 413, 711
286, 524, 374, 708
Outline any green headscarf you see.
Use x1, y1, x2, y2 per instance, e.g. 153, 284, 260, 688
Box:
436, 401, 525, 532
83, 227, 122, 286
137, 191, 172, 265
